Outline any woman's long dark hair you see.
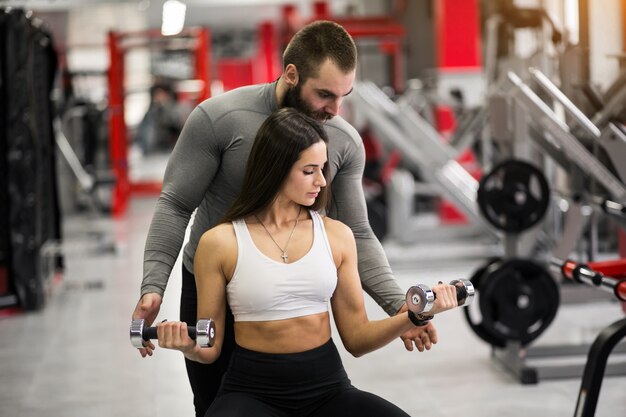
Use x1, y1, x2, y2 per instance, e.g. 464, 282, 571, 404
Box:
221, 108, 331, 224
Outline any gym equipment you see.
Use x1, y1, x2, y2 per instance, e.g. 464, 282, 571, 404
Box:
107, 27, 212, 216
556, 258, 626, 302
56, 111, 115, 214
548, 258, 626, 416
484, 2, 562, 86
508, 70, 626, 203
493, 66, 626, 266
1, 9, 62, 311
573, 317, 626, 417
601, 199, 626, 229
348, 81, 499, 241
130, 319, 216, 349
477, 159, 550, 233
467, 257, 626, 384
464, 258, 559, 348
405, 279, 475, 314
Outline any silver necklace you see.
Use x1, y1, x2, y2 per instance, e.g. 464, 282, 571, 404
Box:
254, 206, 302, 263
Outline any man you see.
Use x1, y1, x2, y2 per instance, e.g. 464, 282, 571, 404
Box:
132, 20, 438, 417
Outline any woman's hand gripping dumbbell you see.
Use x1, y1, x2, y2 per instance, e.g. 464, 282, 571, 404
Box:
405, 279, 475, 321
130, 318, 216, 351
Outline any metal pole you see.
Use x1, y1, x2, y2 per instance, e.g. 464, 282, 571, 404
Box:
107, 31, 129, 217
195, 28, 211, 102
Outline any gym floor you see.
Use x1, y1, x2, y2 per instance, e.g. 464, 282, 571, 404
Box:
1, 196, 625, 417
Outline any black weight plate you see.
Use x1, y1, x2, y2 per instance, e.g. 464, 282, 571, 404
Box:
479, 259, 559, 346
463, 257, 508, 347
477, 159, 550, 233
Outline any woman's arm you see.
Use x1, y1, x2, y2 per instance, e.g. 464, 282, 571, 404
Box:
156, 225, 232, 363
328, 219, 457, 357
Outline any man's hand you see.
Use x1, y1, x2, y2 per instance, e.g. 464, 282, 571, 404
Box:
132, 293, 163, 357
401, 321, 438, 352
396, 303, 438, 352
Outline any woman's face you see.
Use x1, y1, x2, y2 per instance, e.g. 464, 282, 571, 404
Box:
282, 140, 327, 206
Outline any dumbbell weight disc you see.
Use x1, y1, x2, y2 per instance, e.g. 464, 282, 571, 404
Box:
130, 319, 146, 349
451, 279, 476, 307
196, 319, 216, 348
405, 284, 435, 314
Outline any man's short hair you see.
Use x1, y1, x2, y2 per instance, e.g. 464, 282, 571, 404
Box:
283, 20, 357, 83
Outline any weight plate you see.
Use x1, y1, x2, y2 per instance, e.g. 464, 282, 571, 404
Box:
477, 159, 550, 233
464, 258, 559, 347
480, 259, 559, 346
464, 257, 507, 347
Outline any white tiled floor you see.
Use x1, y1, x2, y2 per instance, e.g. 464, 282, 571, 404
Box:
1, 197, 625, 417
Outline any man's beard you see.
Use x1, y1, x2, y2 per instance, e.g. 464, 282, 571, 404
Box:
282, 84, 333, 122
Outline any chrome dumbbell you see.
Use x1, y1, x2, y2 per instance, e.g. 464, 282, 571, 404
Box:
130, 318, 216, 349
406, 279, 475, 314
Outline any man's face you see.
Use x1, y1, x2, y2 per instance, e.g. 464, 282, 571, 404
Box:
283, 59, 356, 122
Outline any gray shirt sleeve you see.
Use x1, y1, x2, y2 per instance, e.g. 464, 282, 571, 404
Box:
141, 106, 219, 296
327, 125, 405, 316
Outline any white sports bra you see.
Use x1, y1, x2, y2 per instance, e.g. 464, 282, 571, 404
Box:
226, 210, 338, 322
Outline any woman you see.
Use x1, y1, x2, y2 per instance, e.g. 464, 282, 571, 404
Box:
157, 107, 458, 416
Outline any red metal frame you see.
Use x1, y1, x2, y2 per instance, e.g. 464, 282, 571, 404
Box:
434, 0, 482, 69
258, 22, 280, 83
195, 28, 212, 102
563, 259, 626, 280
107, 28, 212, 216
107, 31, 130, 216
218, 22, 279, 92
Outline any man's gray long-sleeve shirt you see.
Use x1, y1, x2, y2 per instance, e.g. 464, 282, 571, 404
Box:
141, 82, 405, 315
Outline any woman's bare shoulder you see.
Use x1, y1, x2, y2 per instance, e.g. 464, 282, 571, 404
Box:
198, 223, 237, 252
321, 215, 354, 242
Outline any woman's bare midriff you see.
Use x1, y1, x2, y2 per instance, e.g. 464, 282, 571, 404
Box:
234, 311, 332, 353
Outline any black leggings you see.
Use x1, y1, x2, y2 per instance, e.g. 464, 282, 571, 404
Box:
207, 339, 410, 417
180, 265, 236, 417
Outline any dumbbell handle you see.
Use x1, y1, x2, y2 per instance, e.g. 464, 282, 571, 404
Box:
130, 318, 215, 349
406, 279, 475, 314
142, 325, 198, 341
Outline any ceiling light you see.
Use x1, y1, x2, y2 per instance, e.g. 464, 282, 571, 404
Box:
161, 0, 186, 36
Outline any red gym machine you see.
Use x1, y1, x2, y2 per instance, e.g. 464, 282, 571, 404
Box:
107, 27, 211, 217
107, 23, 281, 217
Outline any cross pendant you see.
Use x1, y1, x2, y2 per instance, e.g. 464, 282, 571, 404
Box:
281, 252, 289, 263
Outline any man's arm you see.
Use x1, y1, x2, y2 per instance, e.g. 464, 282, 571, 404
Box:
325, 122, 404, 316
141, 105, 222, 296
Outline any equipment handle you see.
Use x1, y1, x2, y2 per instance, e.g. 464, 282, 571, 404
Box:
557, 258, 626, 302
406, 279, 475, 314
142, 326, 197, 341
